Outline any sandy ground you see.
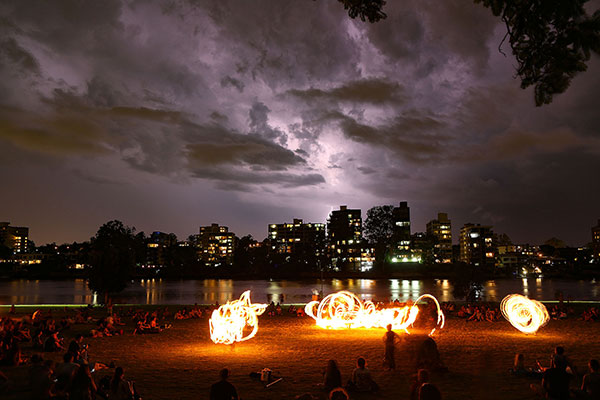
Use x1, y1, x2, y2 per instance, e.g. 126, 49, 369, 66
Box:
2, 308, 600, 400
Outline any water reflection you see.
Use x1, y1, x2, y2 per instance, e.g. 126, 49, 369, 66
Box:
1, 278, 600, 305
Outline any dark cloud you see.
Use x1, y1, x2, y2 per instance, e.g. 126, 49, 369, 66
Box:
337, 112, 448, 164
248, 101, 287, 146
357, 166, 376, 175
185, 128, 304, 171
220, 75, 245, 92
286, 78, 405, 105
0, 37, 40, 74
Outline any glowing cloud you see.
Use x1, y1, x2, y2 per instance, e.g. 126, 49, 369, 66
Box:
304, 291, 445, 335
500, 294, 549, 334
209, 291, 268, 344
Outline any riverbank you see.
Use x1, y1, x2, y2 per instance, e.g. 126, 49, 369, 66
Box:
1, 306, 599, 399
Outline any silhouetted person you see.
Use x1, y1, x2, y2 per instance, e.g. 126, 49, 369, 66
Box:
580, 359, 600, 399
55, 352, 79, 394
323, 359, 342, 391
419, 382, 442, 400
110, 366, 135, 400
382, 323, 401, 370
29, 357, 55, 400
540, 357, 571, 400
69, 363, 97, 400
210, 368, 238, 400
416, 336, 447, 372
410, 369, 430, 400
348, 357, 378, 393
329, 387, 350, 400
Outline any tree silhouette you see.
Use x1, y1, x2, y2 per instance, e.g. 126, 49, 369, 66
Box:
88, 220, 138, 301
337, 0, 387, 22
364, 205, 395, 270
337, 0, 600, 106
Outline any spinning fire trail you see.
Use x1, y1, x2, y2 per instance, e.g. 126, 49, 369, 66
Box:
500, 294, 549, 334
304, 291, 445, 335
209, 291, 267, 345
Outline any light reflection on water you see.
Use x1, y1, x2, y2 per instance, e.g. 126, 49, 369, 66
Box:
0, 278, 599, 305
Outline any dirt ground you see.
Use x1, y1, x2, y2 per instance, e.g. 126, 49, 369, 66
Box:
1, 307, 599, 400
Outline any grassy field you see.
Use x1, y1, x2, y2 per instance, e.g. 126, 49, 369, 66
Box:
1, 307, 599, 400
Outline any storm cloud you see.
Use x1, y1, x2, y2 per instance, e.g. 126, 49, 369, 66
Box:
0, 0, 598, 246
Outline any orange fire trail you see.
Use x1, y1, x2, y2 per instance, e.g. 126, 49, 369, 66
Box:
304, 291, 445, 335
500, 294, 549, 334
209, 291, 267, 345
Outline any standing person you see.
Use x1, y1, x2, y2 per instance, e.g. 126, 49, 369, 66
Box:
382, 324, 401, 370
210, 368, 238, 400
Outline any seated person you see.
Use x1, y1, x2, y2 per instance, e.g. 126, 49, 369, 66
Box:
329, 387, 350, 400
110, 366, 135, 400
410, 369, 430, 400
322, 359, 342, 391
210, 368, 238, 400
347, 357, 378, 393
511, 353, 542, 378
43, 332, 64, 352
419, 383, 442, 400
579, 359, 600, 400
531, 357, 570, 400
55, 352, 79, 393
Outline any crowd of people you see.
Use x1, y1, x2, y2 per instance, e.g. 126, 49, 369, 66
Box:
508, 346, 600, 400
2, 299, 600, 399
0, 306, 143, 399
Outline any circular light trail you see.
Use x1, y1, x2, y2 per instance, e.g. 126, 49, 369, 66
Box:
500, 294, 549, 334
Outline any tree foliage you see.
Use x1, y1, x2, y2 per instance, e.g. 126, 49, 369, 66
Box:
335, 0, 599, 106
88, 220, 139, 297
337, 0, 387, 22
364, 205, 395, 245
476, 0, 600, 106
364, 205, 395, 270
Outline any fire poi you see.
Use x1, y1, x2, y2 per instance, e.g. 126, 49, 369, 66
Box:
500, 294, 549, 334
209, 290, 267, 345
304, 291, 445, 335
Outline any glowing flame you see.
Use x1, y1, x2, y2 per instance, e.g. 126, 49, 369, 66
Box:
304, 291, 445, 335
209, 291, 267, 345
500, 294, 549, 334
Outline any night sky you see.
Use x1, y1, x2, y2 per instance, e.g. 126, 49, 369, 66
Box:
1, 0, 598, 246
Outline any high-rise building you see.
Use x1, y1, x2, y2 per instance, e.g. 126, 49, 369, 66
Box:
426, 213, 452, 263
391, 201, 415, 262
195, 224, 236, 267
327, 205, 363, 271
145, 231, 177, 268
268, 219, 325, 256
459, 223, 495, 267
410, 232, 434, 264
0, 222, 29, 254
592, 219, 600, 262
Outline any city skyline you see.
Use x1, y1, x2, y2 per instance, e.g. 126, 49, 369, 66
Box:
3, 204, 599, 248
1, 1, 599, 247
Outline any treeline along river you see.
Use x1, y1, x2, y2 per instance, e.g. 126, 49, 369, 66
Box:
0, 278, 599, 305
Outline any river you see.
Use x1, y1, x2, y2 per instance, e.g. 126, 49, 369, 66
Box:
0, 278, 599, 305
